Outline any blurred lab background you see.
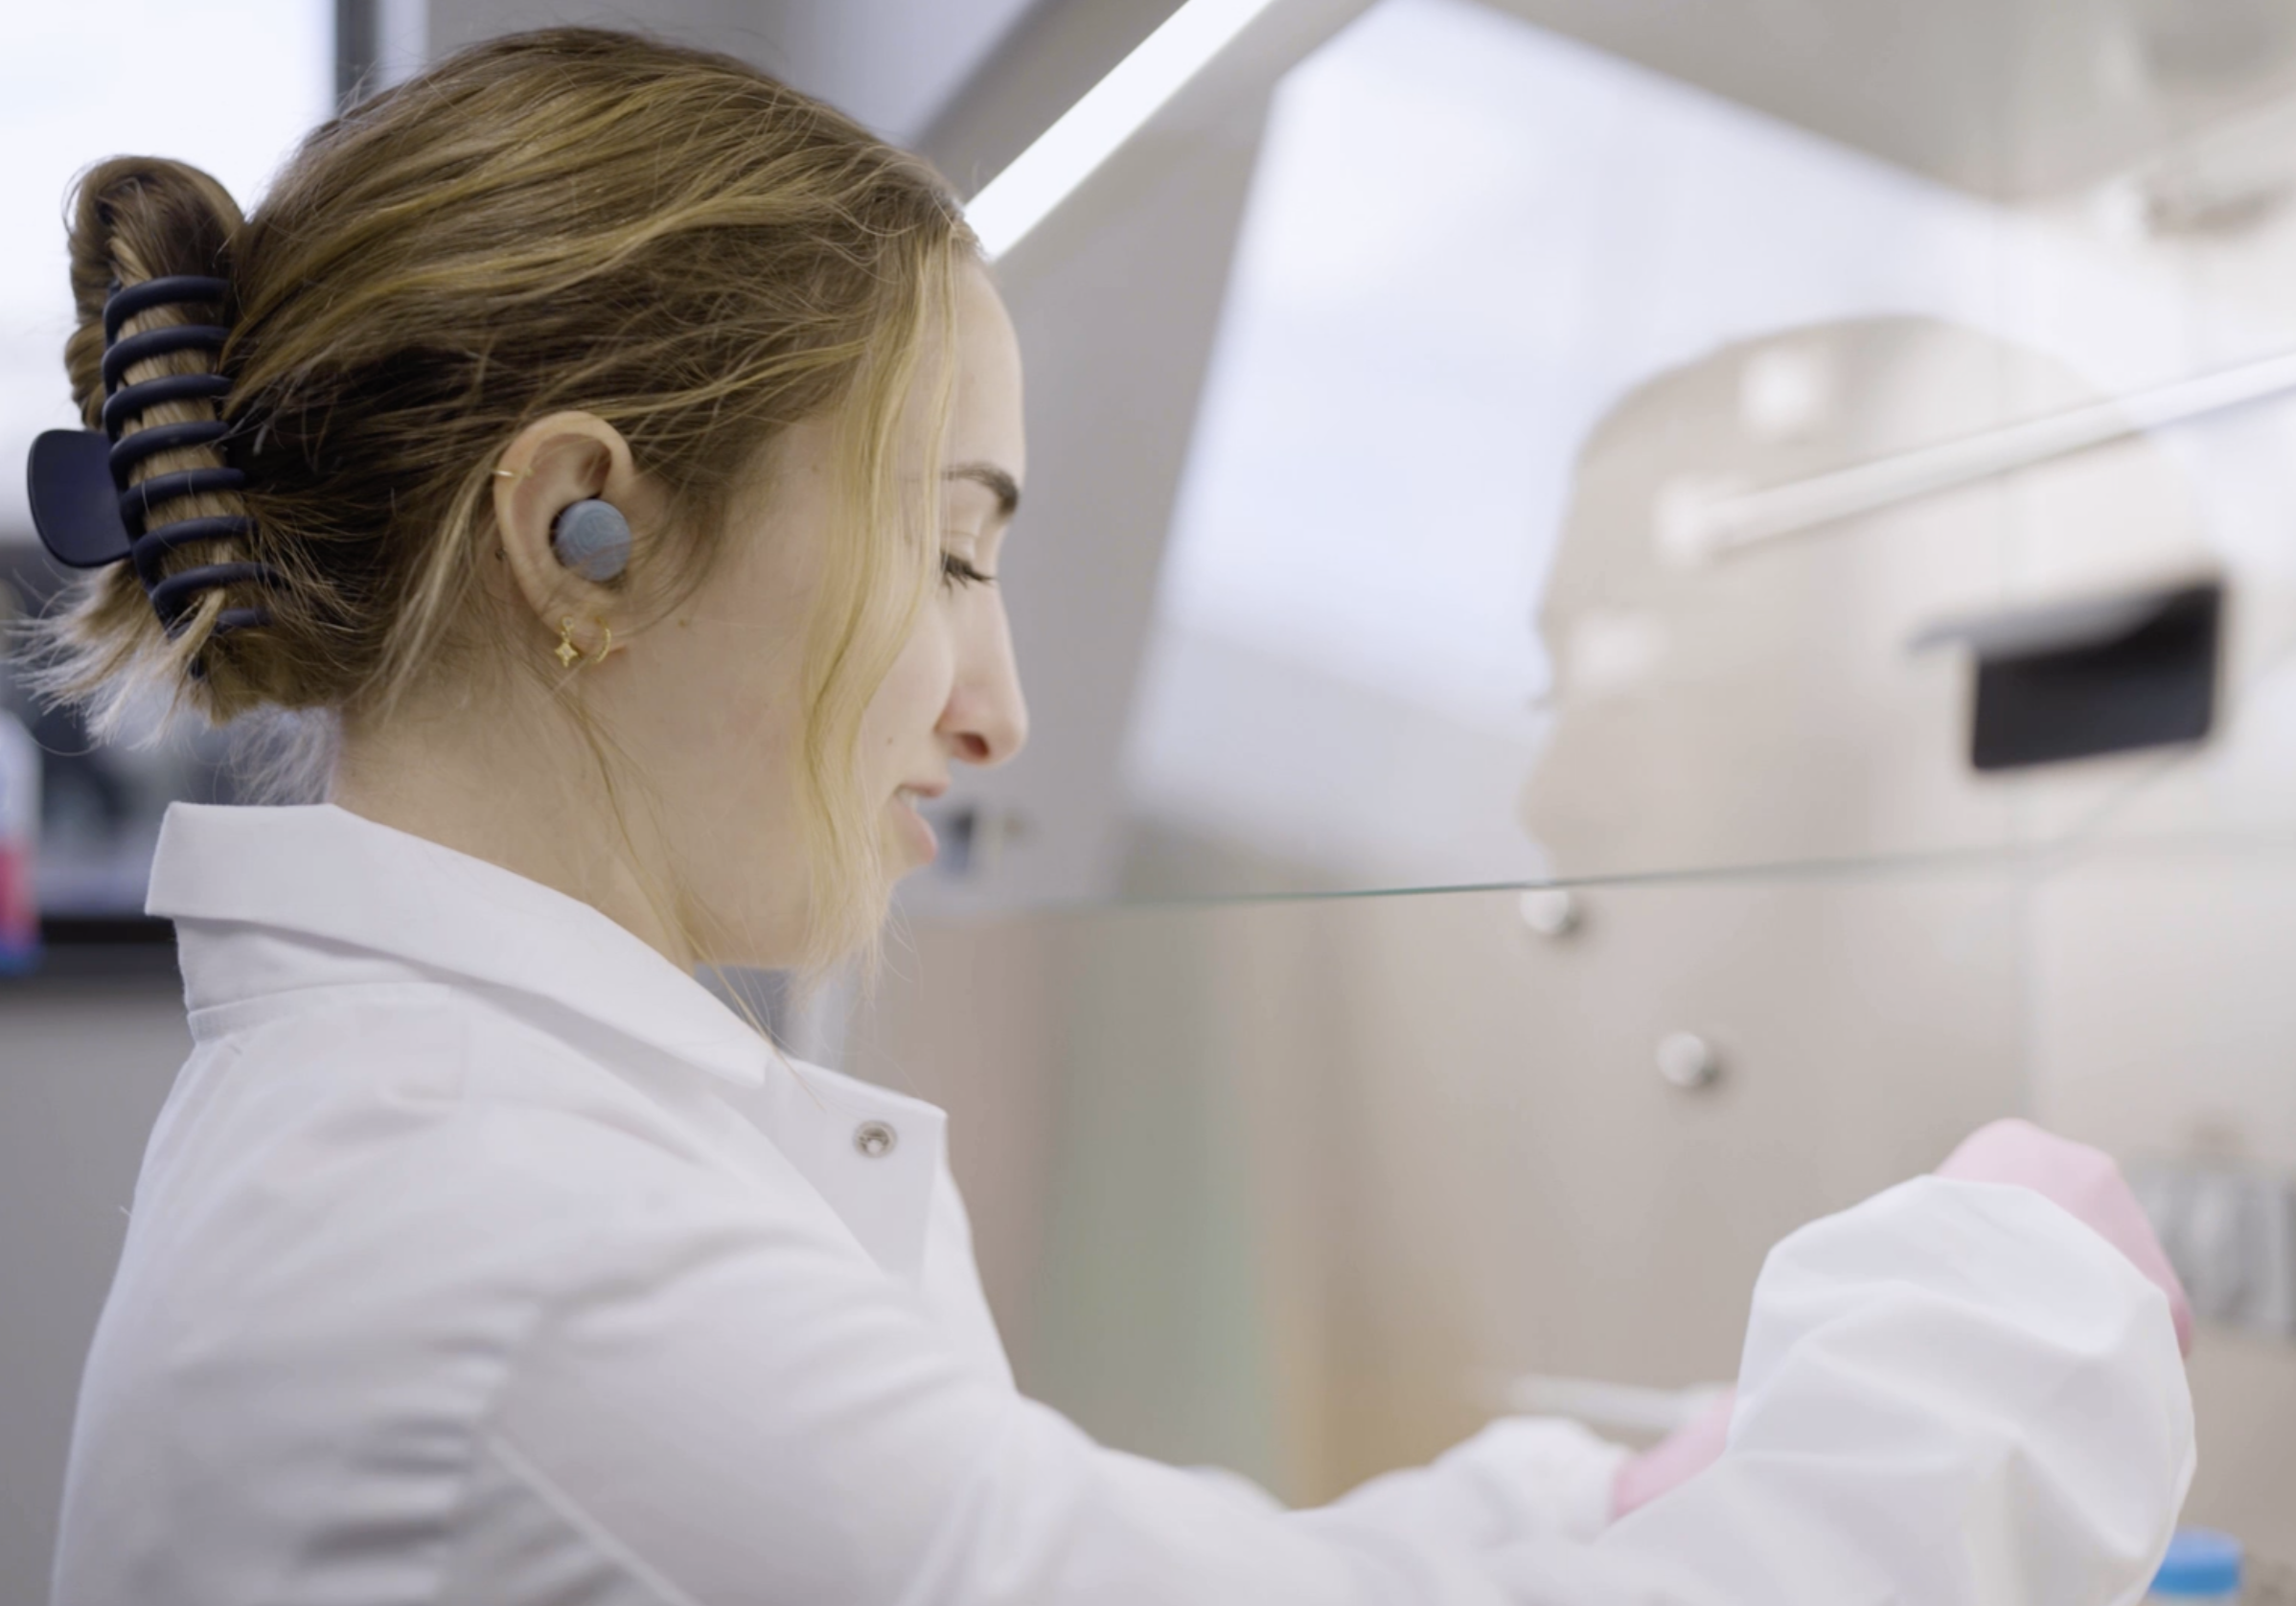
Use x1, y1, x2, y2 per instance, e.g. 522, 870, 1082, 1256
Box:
7, 0, 2296, 1594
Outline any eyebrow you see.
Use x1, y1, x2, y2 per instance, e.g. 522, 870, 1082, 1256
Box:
947, 462, 1021, 521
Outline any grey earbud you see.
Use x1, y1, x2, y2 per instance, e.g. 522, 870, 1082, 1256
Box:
550, 498, 631, 582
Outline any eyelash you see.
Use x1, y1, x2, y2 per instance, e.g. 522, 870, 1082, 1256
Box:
941, 552, 997, 589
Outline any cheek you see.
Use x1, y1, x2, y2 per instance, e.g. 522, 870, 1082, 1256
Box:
602, 607, 812, 844
866, 614, 954, 753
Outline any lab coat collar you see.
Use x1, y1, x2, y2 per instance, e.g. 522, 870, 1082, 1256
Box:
147, 802, 778, 1087
148, 804, 952, 1281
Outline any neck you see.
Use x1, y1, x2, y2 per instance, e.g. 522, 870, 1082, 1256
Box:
329, 689, 690, 968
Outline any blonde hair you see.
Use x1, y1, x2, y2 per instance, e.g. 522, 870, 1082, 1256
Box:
34, 28, 975, 976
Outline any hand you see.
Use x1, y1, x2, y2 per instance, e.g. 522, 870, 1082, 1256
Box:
1611, 1388, 1733, 1520
1937, 1118, 2193, 1355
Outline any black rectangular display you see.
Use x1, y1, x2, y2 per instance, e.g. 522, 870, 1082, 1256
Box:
1969, 582, 2220, 771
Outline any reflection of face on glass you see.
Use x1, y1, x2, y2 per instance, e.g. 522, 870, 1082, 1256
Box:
1519, 315, 2210, 878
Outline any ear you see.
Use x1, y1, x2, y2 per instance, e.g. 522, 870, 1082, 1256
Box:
491, 411, 659, 659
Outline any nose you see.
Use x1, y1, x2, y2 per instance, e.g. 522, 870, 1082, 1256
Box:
941, 617, 1028, 769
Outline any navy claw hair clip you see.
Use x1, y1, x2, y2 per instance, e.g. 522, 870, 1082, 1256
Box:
26, 429, 131, 568
25, 273, 283, 651
102, 274, 225, 341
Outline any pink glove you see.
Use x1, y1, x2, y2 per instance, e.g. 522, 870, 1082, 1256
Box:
1612, 1388, 1734, 1519
1936, 1117, 2193, 1355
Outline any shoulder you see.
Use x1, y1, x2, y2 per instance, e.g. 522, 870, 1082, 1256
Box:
135, 981, 874, 1330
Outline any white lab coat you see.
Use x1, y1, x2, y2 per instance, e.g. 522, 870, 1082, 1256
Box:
51, 802, 2193, 1605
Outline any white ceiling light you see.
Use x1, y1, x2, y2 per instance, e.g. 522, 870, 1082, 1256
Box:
966, 0, 1282, 259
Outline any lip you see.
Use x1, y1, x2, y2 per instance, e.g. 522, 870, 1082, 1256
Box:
891, 783, 945, 865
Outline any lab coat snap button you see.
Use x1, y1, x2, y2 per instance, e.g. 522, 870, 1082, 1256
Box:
853, 1120, 898, 1159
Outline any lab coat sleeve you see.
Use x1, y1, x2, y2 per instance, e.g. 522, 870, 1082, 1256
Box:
448, 1159, 2189, 1606
1302, 1415, 1628, 1546
1476, 1175, 2195, 1606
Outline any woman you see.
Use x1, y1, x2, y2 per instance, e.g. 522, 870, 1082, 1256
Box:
33, 29, 2190, 1605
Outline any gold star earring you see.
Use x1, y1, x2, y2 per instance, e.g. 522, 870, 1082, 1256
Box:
555, 618, 583, 669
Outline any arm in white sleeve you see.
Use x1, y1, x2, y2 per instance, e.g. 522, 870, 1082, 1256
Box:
1481, 1176, 2194, 1606
445, 1169, 2188, 1605
1304, 1416, 1628, 1548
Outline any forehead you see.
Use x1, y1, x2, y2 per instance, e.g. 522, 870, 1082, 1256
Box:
947, 263, 1023, 481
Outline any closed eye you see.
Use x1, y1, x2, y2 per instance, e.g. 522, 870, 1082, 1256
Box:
941, 551, 997, 588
